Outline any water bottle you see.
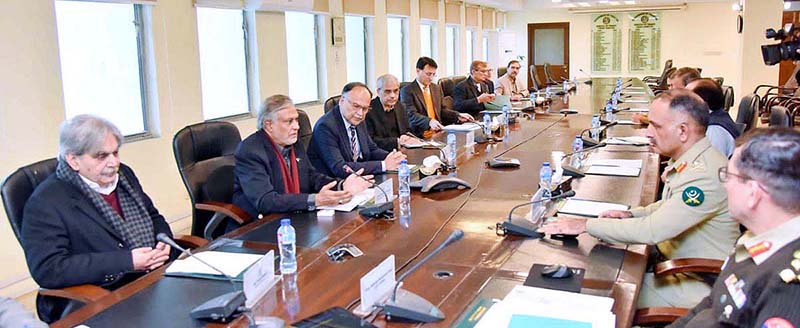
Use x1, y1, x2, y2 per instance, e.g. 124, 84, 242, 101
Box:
398, 160, 411, 223
562, 92, 569, 105
605, 101, 616, 122
571, 135, 584, 168
545, 85, 552, 99
591, 114, 601, 139
502, 105, 510, 129
277, 218, 297, 274
446, 132, 457, 167
539, 162, 553, 198
572, 76, 578, 86
611, 92, 619, 109
483, 112, 492, 136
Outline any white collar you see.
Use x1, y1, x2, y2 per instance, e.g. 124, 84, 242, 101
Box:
416, 79, 430, 91
79, 173, 118, 195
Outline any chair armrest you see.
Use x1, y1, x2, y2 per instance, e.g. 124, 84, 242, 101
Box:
654, 258, 724, 276
39, 284, 109, 304
173, 234, 208, 249
195, 201, 251, 224
634, 307, 690, 326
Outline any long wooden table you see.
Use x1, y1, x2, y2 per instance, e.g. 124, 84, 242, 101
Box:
53, 78, 658, 328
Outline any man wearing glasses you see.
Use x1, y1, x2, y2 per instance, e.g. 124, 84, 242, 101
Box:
539, 89, 740, 310
309, 82, 407, 178
454, 60, 497, 118
495, 60, 529, 101
670, 127, 800, 327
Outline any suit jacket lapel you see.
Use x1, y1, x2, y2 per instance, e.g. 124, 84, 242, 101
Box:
332, 106, 356, 161
258, 131, 287, 193
69, 189, 125, 242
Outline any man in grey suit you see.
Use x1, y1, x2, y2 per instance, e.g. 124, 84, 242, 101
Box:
400, 57, 472, 138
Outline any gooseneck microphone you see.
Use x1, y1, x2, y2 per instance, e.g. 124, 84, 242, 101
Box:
578, 69, 593, 85
157, 233, 246, 322
561, 143, 608, 178
343, 165, 394, 219
579, 121, 619, 147
498, 191, 576, 238
382, 229, 464, 323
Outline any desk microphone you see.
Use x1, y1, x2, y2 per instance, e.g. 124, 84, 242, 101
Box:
497, 190, 576, 238
382, 229, 464, 323
561, 143, 608, 178
579, 121, 619, 147
578, 69, 593, 85
343, 165, 394, 219
156, 233, 246, 322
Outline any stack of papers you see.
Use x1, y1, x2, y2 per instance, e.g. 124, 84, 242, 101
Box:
402, 141, 443, 149
585, 158, 642, 177
474, 285, 615, 328
557, 198, 629, 217
605, 136, 649, 146
318, 188, 375, 212
165, 251, 263, 280
442, 123, 482, 132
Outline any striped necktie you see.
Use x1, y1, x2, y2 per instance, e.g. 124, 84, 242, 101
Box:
349, 125, 360, 161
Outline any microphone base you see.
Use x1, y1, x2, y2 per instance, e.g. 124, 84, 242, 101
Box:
190, 290, 245, 322
500, 220, 545, 238
561, 165, 586, 178
382, 289, 444, 323
358, 202, 394, 219
581, 136, 601, 148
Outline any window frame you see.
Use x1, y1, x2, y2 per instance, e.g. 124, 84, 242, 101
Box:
419, 20, 437, 60
445, 24, 459, 76
285, 11, 323, 106
387, 15, 409, 82
344, 15, 371, 85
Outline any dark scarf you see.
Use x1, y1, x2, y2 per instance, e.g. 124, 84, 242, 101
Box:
262, 130, 300, 194
55, 160, 155, 248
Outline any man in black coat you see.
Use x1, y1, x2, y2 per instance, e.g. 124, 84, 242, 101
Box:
453, 60, 496, 118
232, 95, 371, 219
308, 82, 406, 178
21, 115, 175, 322
365, 74, 426, 151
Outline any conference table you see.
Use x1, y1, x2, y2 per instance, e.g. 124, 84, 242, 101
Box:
53, 78, 659, 328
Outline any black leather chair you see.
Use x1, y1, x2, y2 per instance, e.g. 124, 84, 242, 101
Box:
769, 106, 793, 127
324, 95, 341, 113
399, 81, 412, 91
497, 66, 507, 78
1, 158, 205, 322
439, 77, 455, 97
735, 94, 760, 134
297, 109, 313, 150
529, 65, 543, 91
722, 85, 735, 112
451, 75, 467, 88
643, 59, 673, 85
173, 121, 251, 240
543, 62, 559, 84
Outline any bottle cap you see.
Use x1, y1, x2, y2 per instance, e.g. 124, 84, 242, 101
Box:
543, 162, 550, 166
401, 159, 408, 164
280, 218, 291, 226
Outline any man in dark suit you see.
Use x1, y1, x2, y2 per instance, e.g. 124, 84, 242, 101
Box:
454, 60, 496, 117
365, 74, 426, 151
400, 57, 473, 138
232, 95, 371, 218
21, 115, 175, 322
309, 82, 407, 178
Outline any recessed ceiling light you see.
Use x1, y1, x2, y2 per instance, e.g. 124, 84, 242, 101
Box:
599, 0, 610, 3
578, 2, 591, 7
608, 1, 621, 5
552, 0, 562, 2
624, 0, 636, 4
731, 3, 741, 11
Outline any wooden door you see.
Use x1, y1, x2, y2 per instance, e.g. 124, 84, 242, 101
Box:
528, 22, 570, 86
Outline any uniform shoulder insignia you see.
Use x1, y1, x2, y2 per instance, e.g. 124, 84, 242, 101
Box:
675, 161, 688, 173
762, 317, 795, 328
682, 186, 704, 207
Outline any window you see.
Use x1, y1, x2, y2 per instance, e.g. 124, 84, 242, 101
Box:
55, 1, 150, 136
466, 29, 474, 64
420, 23, 435, 58
445, 25, 458, 76
482, 35, 489, 61
196, 8, 251, 120
387, 17, 407, 81
345, 15, 367, 84
285, 11, 320, 104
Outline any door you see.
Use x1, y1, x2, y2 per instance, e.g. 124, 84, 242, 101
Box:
528, 22, 570, 86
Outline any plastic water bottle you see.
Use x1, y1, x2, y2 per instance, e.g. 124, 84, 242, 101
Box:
398, 160, 411, 223
539, 162, 553, 198
502, 105, 510, 128
591, 114, 601, 139
545, 85, 552, 99
446, 132, 457, 167
611, 92, 619, 109
277, 218, 297, 274
563, 80, 569, 91
605, 101, 616, 122
483, 112, 492, 136
571, 135, 584, 168
572, 76, 578, 86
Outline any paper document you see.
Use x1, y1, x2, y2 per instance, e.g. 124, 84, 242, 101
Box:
616, 120, 642, 125
627, 107, 649, 112
166, 251, 263, 278
622, 91, 646, 95
585, 165, 641, 177
403, 141, 443, 149
622, 99, 649, 104
318, 188, 374, 211
605, 136, 650, 146
557, 198, 629, 217
443, 124, 482, 132
590, 159, 643, 169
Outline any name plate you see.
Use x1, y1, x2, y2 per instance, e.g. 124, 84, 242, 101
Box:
359, 255, 396, 313
243, 250, 281, 308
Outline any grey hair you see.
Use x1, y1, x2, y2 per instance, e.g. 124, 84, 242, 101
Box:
654, 88, 710, 134
257, 95, 294, 130
58, 114, 123, 161
376, 74, 399, 91
735, 127, 800, 213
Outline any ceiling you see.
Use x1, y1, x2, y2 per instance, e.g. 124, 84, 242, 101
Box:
466, 0, 731, 11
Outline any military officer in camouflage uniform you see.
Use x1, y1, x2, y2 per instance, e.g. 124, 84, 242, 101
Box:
669, 127, 800, 328
539, 89, 740, 309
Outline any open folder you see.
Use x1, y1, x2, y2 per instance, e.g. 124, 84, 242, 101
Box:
164, 251, 263, 281
557, 198, 629, 217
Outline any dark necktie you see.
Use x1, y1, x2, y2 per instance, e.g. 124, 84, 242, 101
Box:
349, 126, 360, 161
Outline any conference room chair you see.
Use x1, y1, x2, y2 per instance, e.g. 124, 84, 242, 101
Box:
768, 106, 793, 127
722, 85, 735, 112
735, 94, 760, 134
529, 65, 543, 91
399, 81, 411, 90
712, 77, 724, 86
324, 95, 341, 113
1, 158, 206, 322
438, 76, 456, 98
543, 62, 559, 85
173, 121, 252, 240
647, 67, 676, 95
753, 84, 797, 124
642, 59, 673, 86
497, 66, 507, 78
297, 109, 313, 150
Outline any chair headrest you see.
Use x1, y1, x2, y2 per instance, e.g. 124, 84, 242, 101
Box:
173, 121, 241, 169
1, 158, 58, 241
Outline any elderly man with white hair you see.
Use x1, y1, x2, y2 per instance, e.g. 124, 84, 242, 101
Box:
21, 114, 176, 322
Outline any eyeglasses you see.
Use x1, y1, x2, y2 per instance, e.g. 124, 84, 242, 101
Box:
718, 166, 751, 183
476, 68, 492, 74
344, 98, 370, 113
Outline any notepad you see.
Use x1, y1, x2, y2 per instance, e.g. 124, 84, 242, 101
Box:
318, 188, 375, 211
402, 141, 444, 149
605, 136, 650, 146
622, 99, 649, 103
585, 165, 641, 177
557, 198, 629, 217
590, 159, 643, 169
616, 119, 642, 125
165, 251, 263, 279
443, 124, 482, 132
627, 107, 650, 112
